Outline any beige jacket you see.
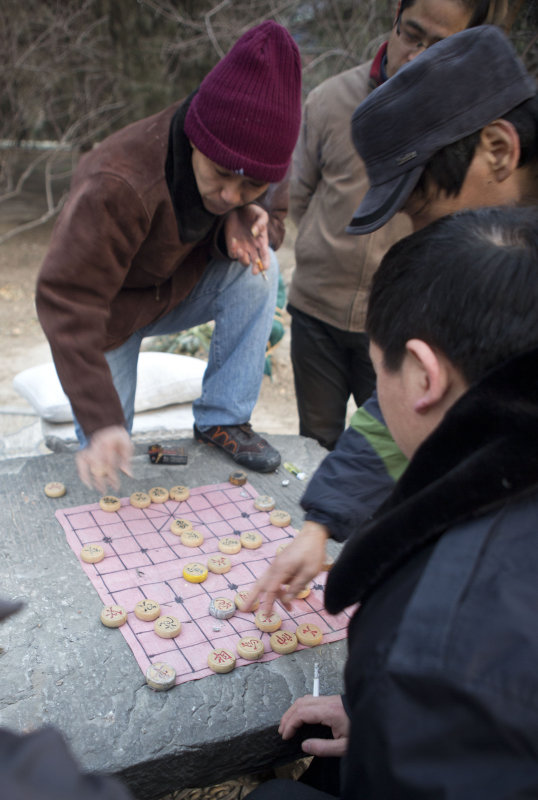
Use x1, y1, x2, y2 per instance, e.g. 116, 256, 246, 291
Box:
288, 60, 412, 332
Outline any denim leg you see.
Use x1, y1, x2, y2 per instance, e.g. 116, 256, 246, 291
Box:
73, 252, 278, 445
73, 332, 143, 447
104, 333, 144, 432
140, 253, 278, 427
191, 252, 278, 428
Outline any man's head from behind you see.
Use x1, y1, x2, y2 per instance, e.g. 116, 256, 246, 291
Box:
366, 207, 538, 458
348, 25, 537, 235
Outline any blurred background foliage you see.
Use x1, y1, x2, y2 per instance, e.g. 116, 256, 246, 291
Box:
0, 0, 536, 239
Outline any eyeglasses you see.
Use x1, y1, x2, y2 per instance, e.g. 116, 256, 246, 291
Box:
396, 14, 428, 51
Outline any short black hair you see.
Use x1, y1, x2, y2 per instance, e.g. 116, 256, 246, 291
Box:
413, 92, 538, 199
366, 206, 538, 385
399, 0, 505, 26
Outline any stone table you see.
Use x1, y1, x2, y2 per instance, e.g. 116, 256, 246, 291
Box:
0, 435, 346, 799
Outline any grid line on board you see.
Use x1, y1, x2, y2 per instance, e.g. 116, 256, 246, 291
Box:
56, 482, 353, 685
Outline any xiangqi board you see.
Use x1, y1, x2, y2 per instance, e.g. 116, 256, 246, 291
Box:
56, 481, 352, 685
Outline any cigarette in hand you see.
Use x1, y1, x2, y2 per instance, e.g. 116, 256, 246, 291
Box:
251, 226, 268, 280
255, 256, 268, 281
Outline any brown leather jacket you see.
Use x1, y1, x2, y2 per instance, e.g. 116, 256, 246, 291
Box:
36, 100, 288, 436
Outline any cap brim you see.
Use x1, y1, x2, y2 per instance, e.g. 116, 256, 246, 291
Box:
346, 165, 424, 235
0, 598, 23, 621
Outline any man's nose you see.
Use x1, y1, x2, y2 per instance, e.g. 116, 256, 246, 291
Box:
406, 48, 424, 64
221, 181, 242, 206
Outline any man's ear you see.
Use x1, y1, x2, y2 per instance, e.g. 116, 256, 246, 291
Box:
480, 120, 521, 183
405, 339, 450, 414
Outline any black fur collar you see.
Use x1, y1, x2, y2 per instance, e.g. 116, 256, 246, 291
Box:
325, 347, 538, 614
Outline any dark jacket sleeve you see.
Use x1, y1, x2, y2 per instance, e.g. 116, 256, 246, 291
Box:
301, 393, 406, 540
342, 491, 538, 800
0, 726, 133, 800
345, 668, 538, 800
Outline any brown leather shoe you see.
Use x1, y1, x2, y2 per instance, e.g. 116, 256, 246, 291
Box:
193, 423, 281, 473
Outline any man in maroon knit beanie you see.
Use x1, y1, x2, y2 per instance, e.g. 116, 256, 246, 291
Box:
36, 21, 301, 491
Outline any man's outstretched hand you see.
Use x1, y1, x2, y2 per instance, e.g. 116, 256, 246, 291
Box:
76, 425, 133, 493
243, 521, 330, 613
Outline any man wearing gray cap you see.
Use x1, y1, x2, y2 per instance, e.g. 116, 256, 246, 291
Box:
247, 24, 537, 610
287, 0, 507, 453
347, 24, 537, 234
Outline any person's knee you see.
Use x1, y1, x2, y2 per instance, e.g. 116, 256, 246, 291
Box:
254, 247, 279, 286
235, 247, 279, 304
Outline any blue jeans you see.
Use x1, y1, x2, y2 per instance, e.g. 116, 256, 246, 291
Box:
74, 252, 278, 447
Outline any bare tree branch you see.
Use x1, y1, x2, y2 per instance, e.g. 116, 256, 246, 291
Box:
205, 0, 233, 58
0, 194, 67, 245
1, 0, 535, 243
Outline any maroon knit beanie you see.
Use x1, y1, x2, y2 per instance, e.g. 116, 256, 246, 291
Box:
184, 21, 302, 184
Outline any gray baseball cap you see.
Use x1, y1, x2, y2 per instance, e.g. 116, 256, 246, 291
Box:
348, 25, 536, 235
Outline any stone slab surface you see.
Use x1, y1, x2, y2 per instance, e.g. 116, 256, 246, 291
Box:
0, 434, 345, 799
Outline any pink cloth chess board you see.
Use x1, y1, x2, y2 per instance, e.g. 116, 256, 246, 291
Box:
56, 481, 352, 685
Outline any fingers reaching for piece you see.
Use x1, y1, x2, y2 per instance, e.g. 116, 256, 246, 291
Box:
245, 521, 330, 614
76, 425, 133, 492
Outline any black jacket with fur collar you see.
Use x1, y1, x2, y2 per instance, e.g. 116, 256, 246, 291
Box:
325, 347, 538, 800
326, 346, 538, 614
